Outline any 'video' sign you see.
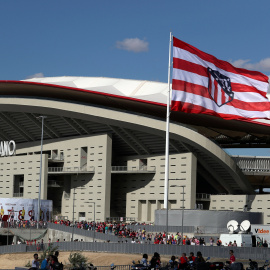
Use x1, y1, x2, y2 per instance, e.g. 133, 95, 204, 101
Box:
0, 141, 16, 157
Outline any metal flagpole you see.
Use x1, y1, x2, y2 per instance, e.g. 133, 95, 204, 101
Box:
164, 32, 173, 242
37, 116, 46, 228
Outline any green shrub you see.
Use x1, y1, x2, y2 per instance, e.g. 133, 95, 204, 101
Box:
68, 252, 88, 268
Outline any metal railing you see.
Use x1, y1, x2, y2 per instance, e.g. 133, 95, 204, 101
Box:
196, 193, 211, 200
232, 156, 270, 173
48, 166, 95, 173
106, 217, 136, 222
0, 220, 48, 229
97, 266, 130, 270
111, 166, 156, 173
13, 193, 23, 197
50, 155, 65, 161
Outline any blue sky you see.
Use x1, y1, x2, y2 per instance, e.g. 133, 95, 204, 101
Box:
1, 1, 270, 82
0, 0, 269, 155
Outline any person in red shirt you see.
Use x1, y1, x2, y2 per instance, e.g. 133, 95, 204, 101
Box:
189, 252, 196, 262
229, 250, 235, 264
179, 253, 188, 269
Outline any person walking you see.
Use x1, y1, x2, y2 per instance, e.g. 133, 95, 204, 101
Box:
229, 250, 235, 264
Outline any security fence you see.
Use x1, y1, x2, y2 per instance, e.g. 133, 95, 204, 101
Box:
47, 242, 270, 260
97, 266, 130, 270
1, 242, 270, 260
0, 243, 26, 254
0, 220, 48, 229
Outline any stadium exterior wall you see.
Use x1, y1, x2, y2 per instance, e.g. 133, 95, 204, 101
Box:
0, 95, 262, 224
0, 134, 197, 222
210, 195, 270, 225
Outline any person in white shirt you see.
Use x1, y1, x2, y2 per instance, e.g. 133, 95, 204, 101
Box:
32, 253, 40, 269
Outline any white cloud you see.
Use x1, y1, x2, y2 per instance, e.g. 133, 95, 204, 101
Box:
116, 38, 149, 53
230, 58, 270, 72
25, 72, 45, 79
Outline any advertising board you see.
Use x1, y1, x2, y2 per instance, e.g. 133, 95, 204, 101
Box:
251, 224, 270, 243
0, 198, 52, 221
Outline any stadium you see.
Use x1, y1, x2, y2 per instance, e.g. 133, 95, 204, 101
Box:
0, 76, 270, 224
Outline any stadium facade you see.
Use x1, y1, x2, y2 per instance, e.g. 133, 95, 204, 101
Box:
0, 76, 270, 224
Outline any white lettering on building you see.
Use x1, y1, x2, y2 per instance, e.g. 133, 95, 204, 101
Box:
0, 141, 16, 157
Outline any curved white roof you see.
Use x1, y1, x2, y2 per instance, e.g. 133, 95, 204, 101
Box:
23, 76, 270, 127
23, 76, 168, 105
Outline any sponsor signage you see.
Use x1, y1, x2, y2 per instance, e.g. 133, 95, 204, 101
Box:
251, 225, 270, 235
0, 140, 16, 157
0, 198, 52, 221
254, 228, 269, 234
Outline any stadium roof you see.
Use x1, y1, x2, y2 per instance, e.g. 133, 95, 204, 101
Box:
0, 76, 269, 148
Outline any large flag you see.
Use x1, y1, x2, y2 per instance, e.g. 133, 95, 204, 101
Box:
171, 37, 270, 120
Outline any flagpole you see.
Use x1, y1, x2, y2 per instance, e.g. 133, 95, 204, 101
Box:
164, 32, 172, 241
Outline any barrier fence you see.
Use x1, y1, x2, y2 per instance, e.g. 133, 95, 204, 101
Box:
1, 242, 270, 260
96, 266, 130, 270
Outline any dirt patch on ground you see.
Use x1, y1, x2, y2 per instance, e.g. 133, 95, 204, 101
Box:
0, 252, 153, 269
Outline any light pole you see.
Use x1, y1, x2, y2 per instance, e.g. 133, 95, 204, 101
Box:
72, 186, 76, 242
171, 185, 186, 245
86, 202, 96, 242
37, 116, 46, 228
7, 213, 9, 245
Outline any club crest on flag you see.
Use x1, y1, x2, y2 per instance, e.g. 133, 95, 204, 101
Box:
207, 67, 234, 107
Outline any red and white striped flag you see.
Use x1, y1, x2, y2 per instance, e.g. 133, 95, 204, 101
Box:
171, 37, 270, 120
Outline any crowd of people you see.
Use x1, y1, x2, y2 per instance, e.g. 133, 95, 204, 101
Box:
53, 220, 225, 246
2, 218, 269, 248
31, 251, 63, 270
29, 250, 235, 270
51, 220, 270, 247
138, 250, 236, 269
